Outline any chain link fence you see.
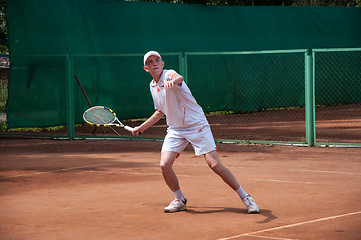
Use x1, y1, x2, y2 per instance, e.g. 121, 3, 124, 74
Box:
0, 78, 7, 112
185, 50, 306, 143
0, 54, 9, 128
314, 49, 361, 145
2, 49, 361, 146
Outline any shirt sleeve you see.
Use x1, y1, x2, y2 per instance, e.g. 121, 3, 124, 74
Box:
166, 70, 183, 88
166, 70, 177, 82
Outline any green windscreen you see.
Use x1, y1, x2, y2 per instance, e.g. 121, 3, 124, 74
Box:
6, 1, 361, 128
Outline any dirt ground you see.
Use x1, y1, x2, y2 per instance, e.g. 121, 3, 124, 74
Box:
1, 137, 361, 240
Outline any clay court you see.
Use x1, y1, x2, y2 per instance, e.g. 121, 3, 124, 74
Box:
1, 137, 361, 240
2, 1, 361, 239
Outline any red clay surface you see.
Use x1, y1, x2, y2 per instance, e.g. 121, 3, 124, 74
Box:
1, 138, 361, 240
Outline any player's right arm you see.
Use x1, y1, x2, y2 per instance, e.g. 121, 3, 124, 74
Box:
163, 71, 184, 89
132, 110, 165, 136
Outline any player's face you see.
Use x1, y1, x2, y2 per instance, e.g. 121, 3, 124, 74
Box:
144, 55, 164, 75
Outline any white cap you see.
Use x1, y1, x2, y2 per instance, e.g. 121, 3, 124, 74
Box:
143, 51, 161, 65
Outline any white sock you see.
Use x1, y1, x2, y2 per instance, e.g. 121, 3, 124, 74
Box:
235, 185, 248, 199
173, 189, 185, 200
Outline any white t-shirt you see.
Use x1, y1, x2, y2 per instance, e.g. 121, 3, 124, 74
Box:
149, 69, 209, 130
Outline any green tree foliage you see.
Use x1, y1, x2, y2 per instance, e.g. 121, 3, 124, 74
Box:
0, 0, 7, 53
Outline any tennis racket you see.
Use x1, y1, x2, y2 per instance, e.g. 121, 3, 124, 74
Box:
83, 106, 135, 133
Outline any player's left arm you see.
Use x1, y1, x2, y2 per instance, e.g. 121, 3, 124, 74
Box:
163, 72, 184, 89
132, 110, 164, 136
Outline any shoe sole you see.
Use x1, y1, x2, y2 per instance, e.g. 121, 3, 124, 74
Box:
248, 209, 260, 214
164, 206, 187, 213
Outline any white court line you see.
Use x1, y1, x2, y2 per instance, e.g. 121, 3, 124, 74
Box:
253, 179, 325, 185
218, 211, 361, 240
290, 169, 361, 175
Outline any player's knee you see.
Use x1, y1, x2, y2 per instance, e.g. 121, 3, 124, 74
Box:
209, 162, 224, 175
160, 161, 172, 173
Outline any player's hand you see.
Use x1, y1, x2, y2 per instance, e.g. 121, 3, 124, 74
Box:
132, 126, 142, 136
162, 80, 176, 89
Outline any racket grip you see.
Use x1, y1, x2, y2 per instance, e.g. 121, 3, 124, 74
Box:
124, 125, 141, 135
124, 126, 134, 132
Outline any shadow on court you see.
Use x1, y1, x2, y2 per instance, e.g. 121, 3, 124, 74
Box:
187, 207, 277, 223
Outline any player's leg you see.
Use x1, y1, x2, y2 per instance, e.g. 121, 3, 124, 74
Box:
186, 126, 240, 190
187, 126, 259, 213
204, 150, 240, 190
160, 151, 182, 192
204, 150, 259, 213
161, 130, 188, 213
160, 151, 187, 213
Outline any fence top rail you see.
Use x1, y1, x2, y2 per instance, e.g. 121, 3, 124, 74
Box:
10, 52, 183, 58
312, 47, 361, 53
11, 54, 69, 57
71, 52, 183, 57
10, 48, 361, 58
185, 49, 308, 56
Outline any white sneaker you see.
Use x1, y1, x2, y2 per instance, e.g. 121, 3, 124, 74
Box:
242, 195, 259, 213
164, 198, 187, 213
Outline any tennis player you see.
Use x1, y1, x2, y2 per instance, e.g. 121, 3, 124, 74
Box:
132, 51, 259, 214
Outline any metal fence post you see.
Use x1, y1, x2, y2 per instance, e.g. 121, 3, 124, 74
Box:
66, 55, 75, 139
179, 53, 185, 76
305, 49, 315, 146
183, 53, 188, 85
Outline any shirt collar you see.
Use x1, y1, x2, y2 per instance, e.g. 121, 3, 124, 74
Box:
156, 70, 165, 88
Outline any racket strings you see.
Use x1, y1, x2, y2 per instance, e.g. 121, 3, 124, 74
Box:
84, 108, 116, 125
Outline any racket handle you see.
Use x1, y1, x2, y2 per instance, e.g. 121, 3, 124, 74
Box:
124, 126, 134, 132
124, 125, 141, 135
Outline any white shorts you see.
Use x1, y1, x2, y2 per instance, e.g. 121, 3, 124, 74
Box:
161, 125, 217, 156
